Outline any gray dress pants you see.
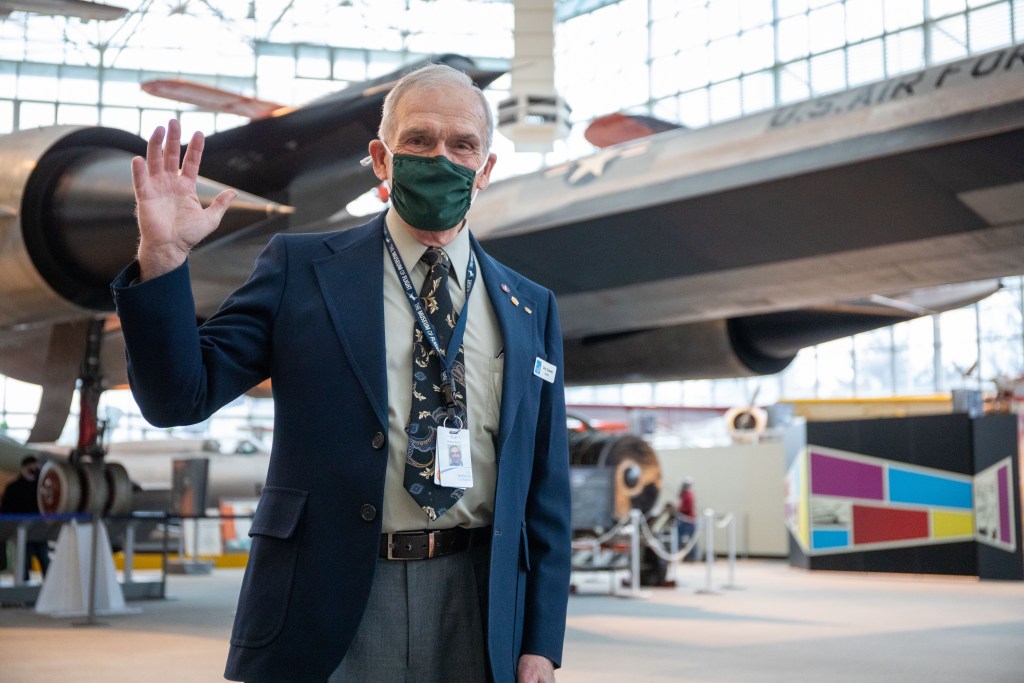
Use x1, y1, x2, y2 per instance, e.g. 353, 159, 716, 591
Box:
329, 544, 491, 682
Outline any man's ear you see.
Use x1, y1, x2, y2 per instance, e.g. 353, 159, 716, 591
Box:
475, 152, 497, 191
368, 140, 390, 182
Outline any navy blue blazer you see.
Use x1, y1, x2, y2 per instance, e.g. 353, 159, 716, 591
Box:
112, 213, 571, 682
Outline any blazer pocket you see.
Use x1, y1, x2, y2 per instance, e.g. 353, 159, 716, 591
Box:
230, 486, 308, 649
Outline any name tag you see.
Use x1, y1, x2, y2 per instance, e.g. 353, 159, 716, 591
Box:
534, 357, 557, 383
435, 427, 474, 488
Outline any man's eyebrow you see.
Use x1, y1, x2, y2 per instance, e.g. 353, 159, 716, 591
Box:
399, 127, 435, 140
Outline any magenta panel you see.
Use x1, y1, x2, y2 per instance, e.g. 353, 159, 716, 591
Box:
810, 451, 884, 500
998, 465, 1010, 544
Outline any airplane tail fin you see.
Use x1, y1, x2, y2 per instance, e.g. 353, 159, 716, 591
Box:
584, 112, 684, 148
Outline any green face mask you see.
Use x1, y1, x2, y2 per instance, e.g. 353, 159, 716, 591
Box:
385, 146, 484, 232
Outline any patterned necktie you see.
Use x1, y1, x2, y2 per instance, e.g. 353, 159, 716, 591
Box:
404, 247, 466, 521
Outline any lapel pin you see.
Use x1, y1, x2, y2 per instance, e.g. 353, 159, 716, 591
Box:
500, 284, 510, 293
510, 296, 520, 307
524, 306, 533, 315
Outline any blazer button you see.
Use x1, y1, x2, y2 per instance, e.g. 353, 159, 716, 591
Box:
360, 504, 377, 522
372, 432, 386, 450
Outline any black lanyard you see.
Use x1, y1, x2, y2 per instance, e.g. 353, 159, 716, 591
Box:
384, 223, 476, 417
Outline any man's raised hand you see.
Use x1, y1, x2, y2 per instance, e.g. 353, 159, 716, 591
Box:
132, 119, 236, 280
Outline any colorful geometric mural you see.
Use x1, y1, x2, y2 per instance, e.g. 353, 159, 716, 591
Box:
787, 445, 982, 556
974, 456, 1017, 552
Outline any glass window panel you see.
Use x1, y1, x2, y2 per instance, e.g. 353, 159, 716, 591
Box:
929, 15, 969, 62
854, 326, 893, 352
18, 101, 56, 128
779, 60, 810, 102
178, 111, 217, 139
651, 13, 683, 57
810, 49, 847, 93
978, 287, 1024, 338
56, 104, 98, 126
846, 0, 885, 42
777, 0, 809, 19
678, 88, 710, 128
928, 0, 966, 19
846, 38, 885, 85
653, 381, 684, 404
809, 4, 846, 54
708, 36, 741, 82
651, 0, 679, 22
708, 0, 741, 40
0, 100, 13, 134
713, 378, 748, 406
816, 338, 855, 398
1017, 0, 1024, 43
652, 96, 679, 122
855, 347, 894, 396
296, 45, 330, 79
968, 4, 1013, 51
780, 348, 819, 399
742, 71, 776, 113
979, 336, 1024, 380
333, 51, 368, 82
0, 63, 16, 100
884, 0, 924, 32
938, 306, 980, 390
679, 5, 710, 48
740, 26, 775, 73
709, 79, 742, 121
58, 73, 100, 105
651, 55, 683, 99
741, 0, 774, 30
257, 52, 296, 104
684, 379, 714, 406
102, 75, 145, 108
778, 14, 810, 61
140, 109, 179, 137
18, 63, 59, 101
893, 345, 935, 395
679, 45, 711, 89
100, 107, 140, 133
885, 28, 926, 74
214, 113, 248, 133
621, 383, 653, 405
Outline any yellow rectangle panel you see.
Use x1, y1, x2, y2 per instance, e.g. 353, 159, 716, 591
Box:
932, 510, 974, 538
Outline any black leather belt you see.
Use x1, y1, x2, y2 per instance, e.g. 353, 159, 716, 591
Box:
380, 526, 491, 560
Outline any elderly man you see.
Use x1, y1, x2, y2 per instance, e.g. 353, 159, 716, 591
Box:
112, 63, 570, 683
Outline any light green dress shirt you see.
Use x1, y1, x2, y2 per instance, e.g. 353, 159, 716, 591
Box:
381, 209, 503, 533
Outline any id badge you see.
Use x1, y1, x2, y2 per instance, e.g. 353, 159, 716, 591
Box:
435, 426, 474, 488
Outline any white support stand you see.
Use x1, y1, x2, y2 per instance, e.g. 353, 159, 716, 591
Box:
34, 519, 136, 618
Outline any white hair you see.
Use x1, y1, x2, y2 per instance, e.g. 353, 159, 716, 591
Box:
378, 63, 494, 152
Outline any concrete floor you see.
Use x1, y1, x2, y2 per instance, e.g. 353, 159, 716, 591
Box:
1, 559, 1023, 682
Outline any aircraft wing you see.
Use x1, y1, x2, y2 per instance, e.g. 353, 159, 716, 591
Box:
0, 47, 1022, 440
468, 45, 1024, 383
0, 0, 128, 20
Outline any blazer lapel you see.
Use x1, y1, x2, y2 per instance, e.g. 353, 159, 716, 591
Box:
472, 235, 537, 459
312, 216, 388, 428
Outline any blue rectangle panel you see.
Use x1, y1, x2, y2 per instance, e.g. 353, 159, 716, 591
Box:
888, 468, 972, 508
812, 529, 849, 550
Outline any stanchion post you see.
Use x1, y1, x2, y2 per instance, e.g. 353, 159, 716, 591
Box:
725, 515, 738, 589
629, 508, 642, 597
667, 519, 680, 584
14, 521, 27, 586
124, 520, 136, 585
698, 508, 717, 594
86, 513, 99, 623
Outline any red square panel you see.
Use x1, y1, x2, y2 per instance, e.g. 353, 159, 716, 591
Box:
852, 505, 929, 544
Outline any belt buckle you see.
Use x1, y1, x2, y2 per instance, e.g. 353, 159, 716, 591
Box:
385, 532, 404, 560
385, 531, 436, 560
